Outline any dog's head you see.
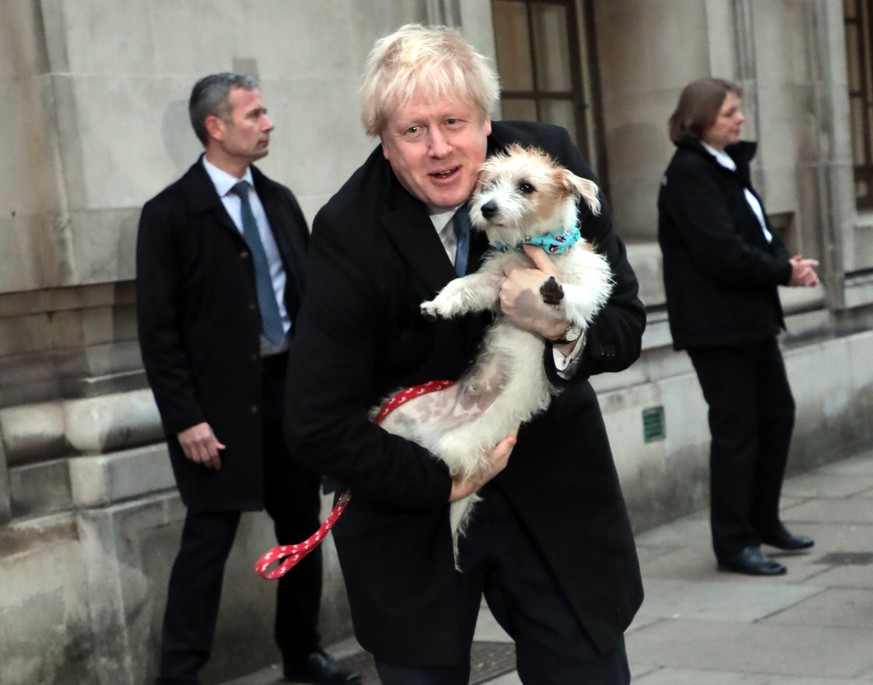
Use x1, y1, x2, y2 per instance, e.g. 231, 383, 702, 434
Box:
468, 143, 600, 247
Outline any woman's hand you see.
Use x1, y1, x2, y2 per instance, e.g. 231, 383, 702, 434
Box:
789, 255, 820, 287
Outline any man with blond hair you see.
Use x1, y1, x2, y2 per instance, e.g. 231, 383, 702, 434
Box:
285, 25, 645, 685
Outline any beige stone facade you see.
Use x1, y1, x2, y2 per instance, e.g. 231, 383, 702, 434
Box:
1, 1, 872, 683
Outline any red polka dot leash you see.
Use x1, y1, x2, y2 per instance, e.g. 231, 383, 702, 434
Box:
255, 379, 455, 580
254, 489, 352, 579
372, 379, 454, 424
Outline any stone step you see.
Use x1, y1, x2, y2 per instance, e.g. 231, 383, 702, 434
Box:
9, 443, 175, 518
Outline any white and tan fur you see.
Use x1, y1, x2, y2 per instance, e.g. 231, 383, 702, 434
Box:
373, 144, 613, 562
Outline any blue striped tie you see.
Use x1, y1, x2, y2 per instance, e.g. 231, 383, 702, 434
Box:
230, 181, 285, 344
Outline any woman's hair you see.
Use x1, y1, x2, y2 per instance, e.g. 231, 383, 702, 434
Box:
667, 77, 741, 144
189, 72, 259, 145
359, 23, 500, 137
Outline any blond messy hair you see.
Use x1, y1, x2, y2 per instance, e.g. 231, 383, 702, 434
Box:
360, 23, 500, 137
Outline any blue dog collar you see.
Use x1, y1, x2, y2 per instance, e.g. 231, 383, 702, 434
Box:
493, 223, 582, 254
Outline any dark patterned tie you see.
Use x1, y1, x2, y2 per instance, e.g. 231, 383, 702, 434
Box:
453, 204, 472, 276
230, 181, 284, 344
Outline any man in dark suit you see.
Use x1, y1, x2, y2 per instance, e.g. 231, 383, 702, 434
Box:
284, 26, 645, 685
136, 73, 358, 685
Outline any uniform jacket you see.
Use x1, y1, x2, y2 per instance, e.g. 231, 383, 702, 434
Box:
136, 158, 309, 510
284, 121, 645, 665
658, 139, 792, 350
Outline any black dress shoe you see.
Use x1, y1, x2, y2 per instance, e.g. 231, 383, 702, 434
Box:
283, 649, 361, 684
760, 524, 815, 551
717, 546, 787, 576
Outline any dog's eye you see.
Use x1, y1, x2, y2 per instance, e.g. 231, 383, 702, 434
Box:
518, 182, 536, 194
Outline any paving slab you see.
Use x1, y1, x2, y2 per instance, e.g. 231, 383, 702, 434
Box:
485, 673, 522, 685
816, 452, 873, 477
631, 545, 722, 581
638, 671, 873, 685
781, 473, 873, 499
634, 513, 711, 549
636, 577, 824, 623
762, 588, 873, 629
634, 668, 771, 684
809, 563, 873, 589
782, 498, 873, 525
627, 619, 873, 679
765, 678, 873, 685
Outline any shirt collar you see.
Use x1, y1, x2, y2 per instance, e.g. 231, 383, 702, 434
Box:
702, 142, 737, 171
429, 206, 458, 234
201, 155, 254, 197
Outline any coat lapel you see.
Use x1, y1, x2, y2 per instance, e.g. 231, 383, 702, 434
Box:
379, 167, 493, 294
382, 189, 458, 295
252, 165, 308, 304
180, 157, 241, 239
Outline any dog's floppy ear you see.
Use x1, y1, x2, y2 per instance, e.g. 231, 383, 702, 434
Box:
561, 170, 601, 216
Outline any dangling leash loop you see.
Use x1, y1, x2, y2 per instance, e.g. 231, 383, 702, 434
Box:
254, 490, 351, 579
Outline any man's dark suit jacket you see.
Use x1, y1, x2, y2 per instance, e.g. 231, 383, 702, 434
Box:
658, 139, 792, 350
136, 158, 309, 511
284, 121, 645, 665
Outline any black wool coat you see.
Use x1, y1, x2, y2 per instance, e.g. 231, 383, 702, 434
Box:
136, 158, 309, 510
284, 120, 645, 666
658, 139, 793, 350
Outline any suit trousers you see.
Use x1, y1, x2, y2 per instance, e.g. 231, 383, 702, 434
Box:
374, 485, 630, 685
687, 338, 796, 558
157, 354, 323, 684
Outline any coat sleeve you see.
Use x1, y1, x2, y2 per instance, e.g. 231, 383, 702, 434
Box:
661, 158, 793, 287
283, 207, 454, 509
136, 197, 206, 435
546, 128, 646, 382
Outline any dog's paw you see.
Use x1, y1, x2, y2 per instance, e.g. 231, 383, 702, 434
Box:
420, 300, 440, 321
540, 276, 565, 306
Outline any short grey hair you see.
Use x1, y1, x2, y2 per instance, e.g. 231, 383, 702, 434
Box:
189, 72, 259, 145
360, 24, 500, 137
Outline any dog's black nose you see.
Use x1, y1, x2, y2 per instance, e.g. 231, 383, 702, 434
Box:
481, 201, 497, 219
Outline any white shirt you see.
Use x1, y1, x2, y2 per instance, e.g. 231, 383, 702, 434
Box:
202, 156, 291, 355
431, 207, 460, 263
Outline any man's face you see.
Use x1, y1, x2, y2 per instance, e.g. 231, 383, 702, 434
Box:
210, 87, 274, 165
380, 93, 491, 211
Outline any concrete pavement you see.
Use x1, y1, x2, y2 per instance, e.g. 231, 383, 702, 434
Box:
629, 447, 873, 684
223, 448, 873, 684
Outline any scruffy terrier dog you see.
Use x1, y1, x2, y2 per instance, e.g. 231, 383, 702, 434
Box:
375, 144, 613, 562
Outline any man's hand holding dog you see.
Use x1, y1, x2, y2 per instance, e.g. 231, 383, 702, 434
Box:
500, 244, 577, 352
449, 427, 518, 502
